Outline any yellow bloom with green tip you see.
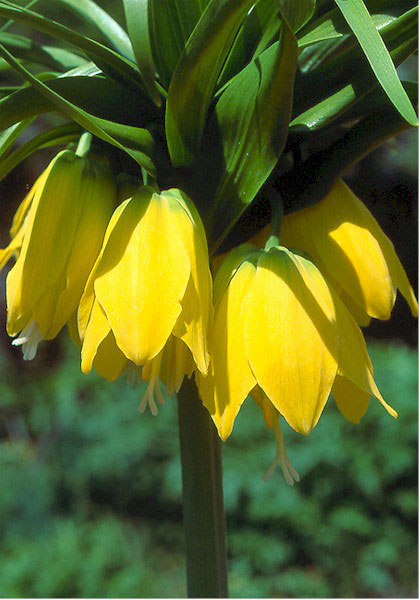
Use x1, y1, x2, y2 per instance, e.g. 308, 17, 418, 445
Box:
78, 186, 212, 410
198, 243, 396, 480
1, 150, 116, 359
251, 179, 418, 325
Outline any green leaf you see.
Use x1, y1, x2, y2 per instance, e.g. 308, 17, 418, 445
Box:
218, 0, 281, 88
334, 0, 417, 125
0, 1, 144, 92
0, 76, 157, 130
291, 9, 417, 131
0, 118, 33, 160
54, 0, 134, 59
0, 44, 161, 176
278, 0, 315, 33
149, 0, 210, 89
0, 32, 68, 70
165, 0, 255, 167
122, 0, 161, 105
0, 123, 81, 182
297, 7, 400, 48
193, 20, 298, 251
222, 83, 417, 250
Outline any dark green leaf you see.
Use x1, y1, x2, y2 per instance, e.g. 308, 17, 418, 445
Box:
222, 87, 417, 250
291, 9, 417, 131
0, 118, 34, 160
0, 1, 144, 92
193, 20, 298, 251
123, 0, 161, 105
54, 0, 134, 59
149, 0, 210, 89
0, 32, 69, 70
165, 0, 255, 167
218, 0, 281, 88
0, 76, 157, 129
334, 0, 417, 125
0, 123, 81, 182
0, 44, 160, 176
278, 0, 315, 33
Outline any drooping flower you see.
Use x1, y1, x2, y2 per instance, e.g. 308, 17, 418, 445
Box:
250, 179, 418, 325
198, 243, 396, 481
78, 186, 212, 411
1, 150, 116, 359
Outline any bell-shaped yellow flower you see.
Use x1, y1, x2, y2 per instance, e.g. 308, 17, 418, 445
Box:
78, 186, 212, 411
251, 179, 418, 325
198, 243, 396, 446
2, 150, 116, 359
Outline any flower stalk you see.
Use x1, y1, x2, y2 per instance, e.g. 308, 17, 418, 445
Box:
177, 377, 228, 598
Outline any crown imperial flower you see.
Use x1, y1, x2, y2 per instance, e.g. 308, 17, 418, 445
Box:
251, 179, 418, 325
78, 186, 212, 411
198, 243, 396, 479
1, 150, 116, 359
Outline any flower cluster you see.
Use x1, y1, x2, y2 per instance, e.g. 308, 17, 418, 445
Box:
1, 153, 417, 483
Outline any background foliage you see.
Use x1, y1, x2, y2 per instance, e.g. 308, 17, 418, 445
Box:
0, 335, 417, 598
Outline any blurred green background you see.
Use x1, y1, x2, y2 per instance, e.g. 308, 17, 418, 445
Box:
0, 335, 417, 598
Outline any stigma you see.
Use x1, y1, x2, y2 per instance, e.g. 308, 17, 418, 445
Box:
12, 321, 43, 360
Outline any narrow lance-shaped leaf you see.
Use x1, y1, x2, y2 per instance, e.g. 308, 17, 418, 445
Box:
218, 0, 281, 88
54, 0, 134, 59
0, 118, 34, 160
0, 44, 160, 176
0, 1, 144, 92
222, 83, 418, 251
0, 123, 81, 184
149, 0, 210, 89
291, 8, 418, 131
278, 0, 315, 33
193, 18, 298, 252
123, 0, 161, 105
166, 0, 255, 167
0, 32, 70, 70
334, 0, 417, 125
0, 76, 157, 132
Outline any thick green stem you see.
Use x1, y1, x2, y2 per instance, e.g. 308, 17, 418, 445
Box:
177, 377, 229, 598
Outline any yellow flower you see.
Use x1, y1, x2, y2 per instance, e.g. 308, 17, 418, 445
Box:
251, 179, 418, 325
2, 150, 116, 359
198, 243, 396, 480
78, 186, 212, 411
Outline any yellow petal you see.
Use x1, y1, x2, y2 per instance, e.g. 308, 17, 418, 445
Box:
213, 243, 260, 307
81, 298, 111, 375
67, 311, 81, 348
7, 151, 85, 332
245, 247, 339, 435
158, 335, 195, 396
0, 225, 25, 270
281, 179, 412, 320
332, 374, 370, 424
198, 257, 258, 440
93, 331, 128, 382
166, 189, 213, 375
94, 188, 191, 364
385, 241, 418, 317
46, 163, 115, 339
334, 293, 397, 418
339, 288, 372, 327
78, 198, 129, 341
10, 171, 45, 238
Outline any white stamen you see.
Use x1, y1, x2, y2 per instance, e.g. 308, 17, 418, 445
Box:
12, 321, 43, 360
263, 418, 300, 486
138, 352, 164, 416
